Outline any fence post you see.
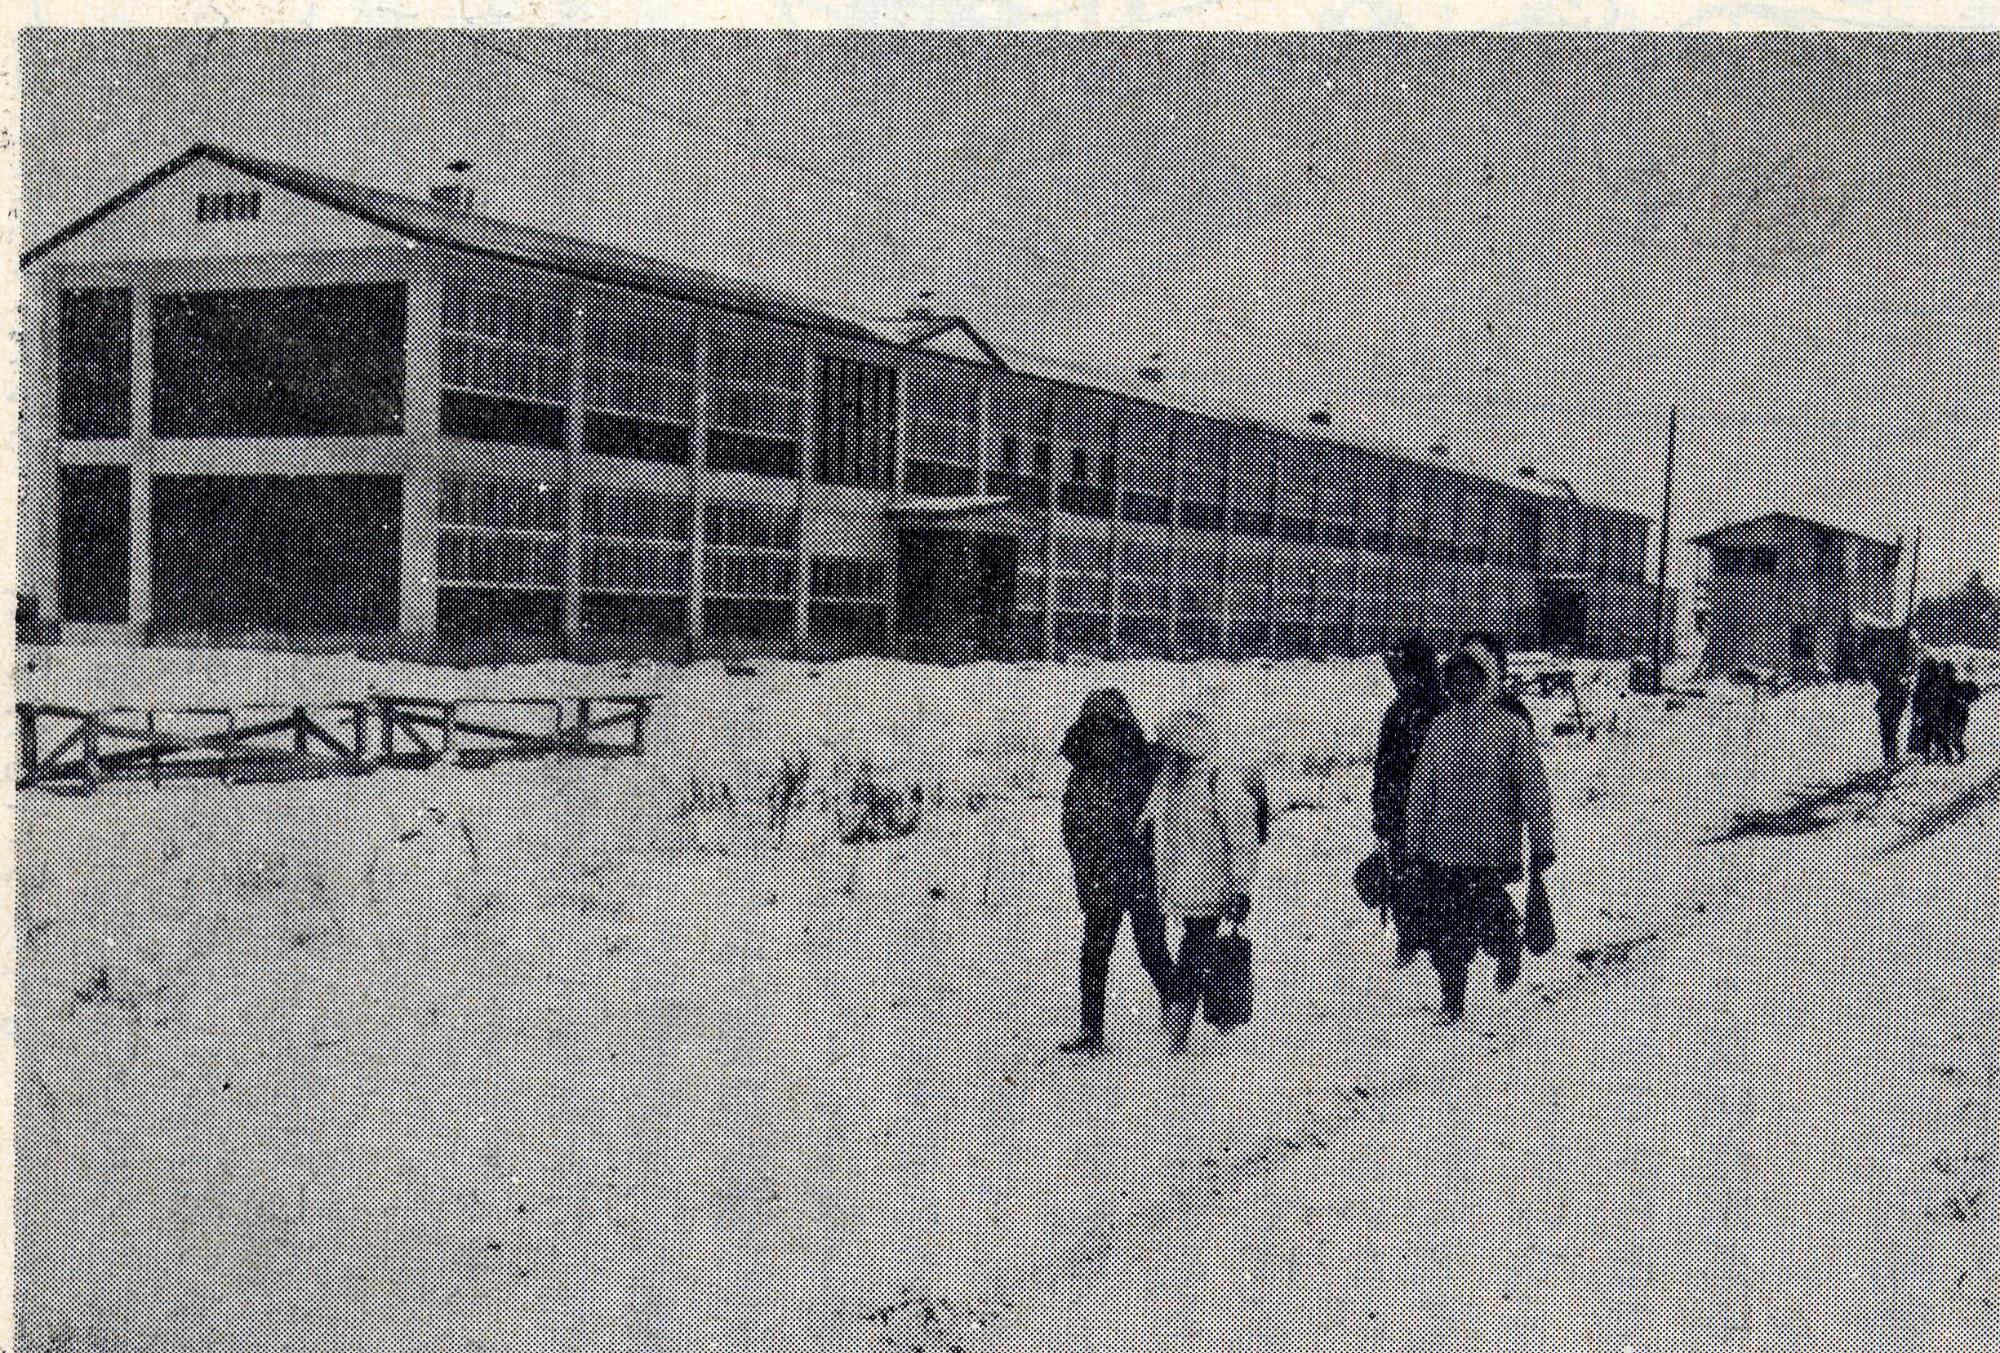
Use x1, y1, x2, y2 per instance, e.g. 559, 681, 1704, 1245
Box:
440, 702, 457, 764
20, 707, 37, 787
147, 710, 161, 786
630, 699, 648, 759
82, 713, 102, 786
295, 707, 309, 758
577, 698, 592, 754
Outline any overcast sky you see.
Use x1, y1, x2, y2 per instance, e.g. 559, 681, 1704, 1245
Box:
21, 30, 1998, 601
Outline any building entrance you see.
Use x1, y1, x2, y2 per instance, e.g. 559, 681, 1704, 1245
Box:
895, 528, 1018, 662
1538, 585, 1588, 653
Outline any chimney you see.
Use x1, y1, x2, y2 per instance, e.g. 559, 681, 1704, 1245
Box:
431, 160, 475, 211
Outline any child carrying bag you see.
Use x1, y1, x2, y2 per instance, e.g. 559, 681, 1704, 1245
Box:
1201, 918, 1253, 1029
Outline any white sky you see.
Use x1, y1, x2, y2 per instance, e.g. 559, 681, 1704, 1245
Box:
20, 30, 1999, 602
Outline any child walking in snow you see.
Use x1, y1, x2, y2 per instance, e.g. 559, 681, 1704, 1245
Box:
1140, 693, 1265, 1054
1404, 643, 1556, 1024
1056, 690, 1172, 1056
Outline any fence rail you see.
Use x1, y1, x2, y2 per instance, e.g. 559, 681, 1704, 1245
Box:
18, 694, 655, 792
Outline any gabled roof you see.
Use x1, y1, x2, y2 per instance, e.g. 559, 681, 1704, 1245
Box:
1690, 512, 1901, 553
22, 143, 882, 340
24, 146, 1649, 524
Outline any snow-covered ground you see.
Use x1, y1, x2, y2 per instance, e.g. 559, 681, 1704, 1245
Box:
13, 646, 1996, 1352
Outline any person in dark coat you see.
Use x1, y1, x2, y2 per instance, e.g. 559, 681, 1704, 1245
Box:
1912, 659, 1948, 763
1462, 632, 1533, 725
1873, 664, 1910, 769
1057, 689, 1172, 1055
1942, 663, 1978, 763
1371, 636, 1445, 966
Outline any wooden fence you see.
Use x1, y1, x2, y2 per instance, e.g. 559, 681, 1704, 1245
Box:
18, 694, 654, 793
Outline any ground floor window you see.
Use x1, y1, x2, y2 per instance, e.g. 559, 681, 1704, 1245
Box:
57, 465, 131, 623
150, 474, 401, 634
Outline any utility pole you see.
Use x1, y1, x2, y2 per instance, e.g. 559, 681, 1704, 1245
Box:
1648, 404, 1676, 692
1904, 524, 1920, 640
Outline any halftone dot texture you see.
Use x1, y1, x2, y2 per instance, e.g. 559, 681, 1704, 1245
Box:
16, 31, 1998, 1353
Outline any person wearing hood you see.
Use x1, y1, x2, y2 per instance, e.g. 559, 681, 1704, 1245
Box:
1404, 642, 1556, 1023
1139, 692, 1266, 1053
1911, 659, 1945, 762
1056, 690, 1172, 1055
1462, 632, 1534, 726
1371, 635, 1445, 965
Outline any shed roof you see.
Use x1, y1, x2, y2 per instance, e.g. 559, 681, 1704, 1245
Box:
1690, 512, 1901, 553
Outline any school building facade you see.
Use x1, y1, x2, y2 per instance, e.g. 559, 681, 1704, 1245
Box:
21, 146, 1665, 663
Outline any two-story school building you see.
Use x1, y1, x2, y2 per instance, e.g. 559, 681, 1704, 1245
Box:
21, 145, 1664, 663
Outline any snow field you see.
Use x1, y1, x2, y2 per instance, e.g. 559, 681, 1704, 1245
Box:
13, 646, 1995, 1352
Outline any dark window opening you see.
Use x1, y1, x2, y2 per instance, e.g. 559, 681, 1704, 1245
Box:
1124, 493, 1172, 526
442, 391, 567, 450
152, 283, 405, 437
439, 587, 563, 640
151, 475, 402, 634
581, 593, 688, 638
706, 429, 801, 479
1180, 501, 1226, 532
905, 461, 976, 496
1059, 483, 1115, 519
57, 465, 131, 623
704, 597, 793, 642
58, 288, 133, 440
583, 413, 691, 464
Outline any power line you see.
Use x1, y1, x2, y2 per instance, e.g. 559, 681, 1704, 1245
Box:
449, 31, 1100, 294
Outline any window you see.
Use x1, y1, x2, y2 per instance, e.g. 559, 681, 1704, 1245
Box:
811, 557, 887, 600
1119, 405, 1175, 526
441, 280, 571, 449
57, 465, 130, 623
905, 366, 980, 496
1714, 545, 1777, 576
709, 323, 806, 479
151, 475, 402, 633
152, 283, 405, 437
580, 291, 697, 463
816, 355, 899, 489
438, 476, 563, 593
1178, 420, 1228, 531
195, 191, 261, 222
1231, 433, 1276, 536
58, 287, 133, 440
1055, 391, 1116, 519
989, 387, 1052, 504
580, 487, 692, 542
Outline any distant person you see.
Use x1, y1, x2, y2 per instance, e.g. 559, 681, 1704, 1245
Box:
1140, 693, 1266, 1053
1404, 643, 1555, 1024
1943, 662, 1979, 763
1370, 636, 1445, 966
1461, 631, 1534, 725
1056, 690, 1172, 1056
1873, 663, 1910, 769
1912, 659, 1947, 763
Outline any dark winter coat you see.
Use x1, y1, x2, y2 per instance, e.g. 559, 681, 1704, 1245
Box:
1372, 683, 1445, 846
1060, 690, 1163, 915
1875, 674, 1910, 715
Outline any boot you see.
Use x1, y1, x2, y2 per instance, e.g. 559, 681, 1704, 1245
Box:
1494, 936, 1523, 993
1058, 1033, 1106, 1057
1163, 997, 1198, 1053
1437, 961, 1469, 1024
